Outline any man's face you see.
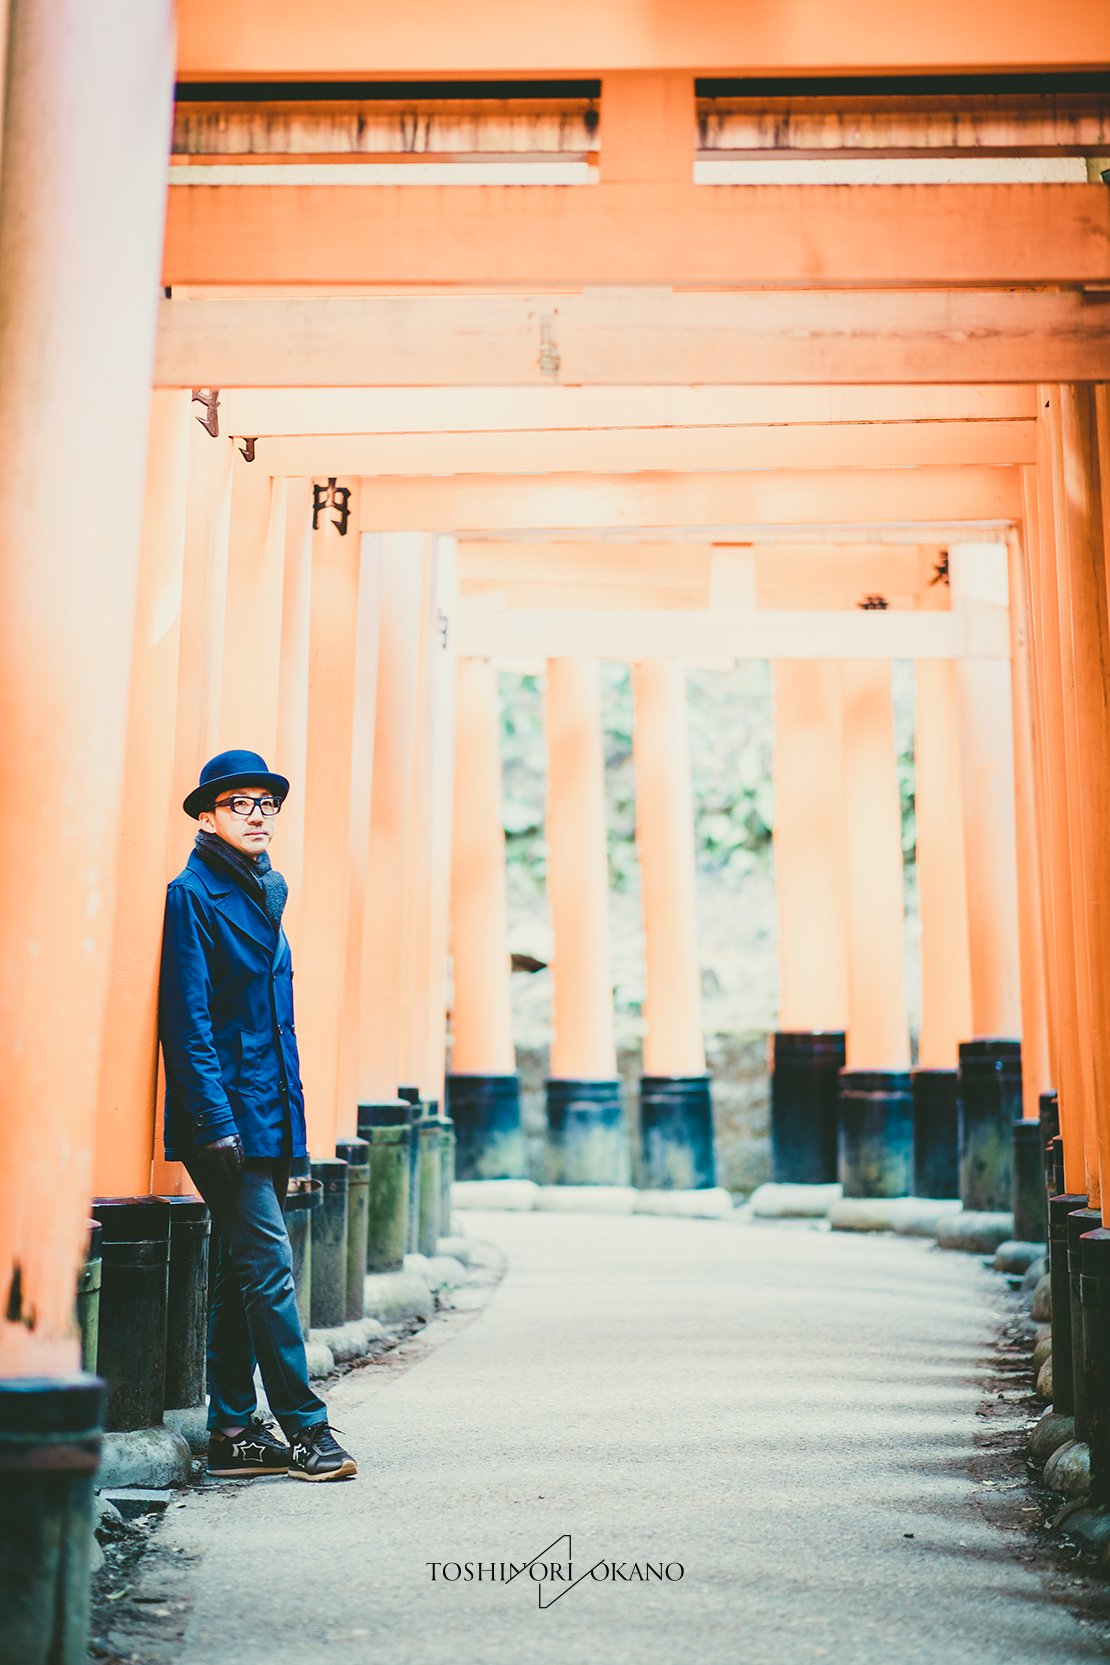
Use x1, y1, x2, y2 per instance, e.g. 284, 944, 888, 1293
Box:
198, 784, 276, 857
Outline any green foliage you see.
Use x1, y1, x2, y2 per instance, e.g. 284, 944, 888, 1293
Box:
498, 662, 778, 896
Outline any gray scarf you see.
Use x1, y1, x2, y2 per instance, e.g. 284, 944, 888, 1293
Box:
194, 830, 288, 936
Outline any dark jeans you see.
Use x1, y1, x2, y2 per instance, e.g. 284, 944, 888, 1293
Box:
183, 1156, 327, 1439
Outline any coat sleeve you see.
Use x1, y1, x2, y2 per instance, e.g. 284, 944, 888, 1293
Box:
159, 882, 239, 1144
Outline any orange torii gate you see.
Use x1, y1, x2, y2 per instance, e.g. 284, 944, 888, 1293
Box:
3, 8, 1110, 1649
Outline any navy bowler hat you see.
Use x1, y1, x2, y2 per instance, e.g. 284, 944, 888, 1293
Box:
183, 750, 291, 820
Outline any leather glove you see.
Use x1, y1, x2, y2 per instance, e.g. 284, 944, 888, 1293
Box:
197, 1132, 245, 1181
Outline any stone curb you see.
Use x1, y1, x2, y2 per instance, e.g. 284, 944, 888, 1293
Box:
451, 1180, 736, 1218
98, 1425, 191, 1490
828, 1197, 961, 1235
163, 1405, 208, 1456
935, 1211, 1014, 1254
993, 1239, 1046, 1274
748, 1182, 842, 1219
1044, 1439, 1090, 1500
362, 1269, 435, 1324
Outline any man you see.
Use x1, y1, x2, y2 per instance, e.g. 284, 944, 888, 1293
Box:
159, 749, 357, 1482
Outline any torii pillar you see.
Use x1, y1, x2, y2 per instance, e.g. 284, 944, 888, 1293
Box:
0, 0, 175, 1651
769, 661, 848, 1187
633, 660, 715, 1189
544, 659, 623, 1184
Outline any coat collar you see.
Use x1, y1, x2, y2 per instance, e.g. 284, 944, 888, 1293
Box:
186, 849, 276, 952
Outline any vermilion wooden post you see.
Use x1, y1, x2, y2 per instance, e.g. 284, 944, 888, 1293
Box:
360, 533, 426, 1098
770, 660, 848, 1034
450, 658, 516, 1076
96, 391, 192, 1199
1052, 386, 1110, 1208
1027, 394, 1092, 1196
0, 0, 173, 1375
632, 660, 705, 1077
297, 477, 361, 1158
1007, 528, 1052, 1119
914, 657, 973, 1068
839, 661, 910, 1070
544, 658, 618, 1082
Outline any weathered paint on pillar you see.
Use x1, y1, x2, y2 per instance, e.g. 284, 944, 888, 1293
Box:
545, 659, 618, 1079
274, 478, 313, 957
298, 478, 361, 1157
95, 391, 191, 1199
949, 545, 1023, 1039
399, 536, 459, 1099
0, 0, 174, 1372
335, 534, 381, 1141
914, 658, 973, 1068
361, 533, 426, 1097
450, 658, 515, 1073
771, 660, 848, 1031
218, 459, 287, 760
632, 659, 705, 1075
1007, 529, 1052, 1119
840, 661, 910, 1070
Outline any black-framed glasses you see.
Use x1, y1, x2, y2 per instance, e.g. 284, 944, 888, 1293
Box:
214, 794, 283, 817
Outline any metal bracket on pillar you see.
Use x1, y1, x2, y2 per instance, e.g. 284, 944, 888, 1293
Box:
237, 437, 258, 462
858, 594, 890, 610
312, 476, 351, 536
191, 387, 220, 437
930, 550, 950, 587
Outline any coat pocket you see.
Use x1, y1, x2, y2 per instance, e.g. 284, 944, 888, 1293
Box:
237, 1029, 272, 1094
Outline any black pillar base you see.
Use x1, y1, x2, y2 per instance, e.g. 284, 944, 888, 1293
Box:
1080, 1227, 1110, 1504
837, 1070, 913, 1199
283, 1177, 322, 1333
336, 1140, 370, 1323
76, 1221, 101, 1377
1068, 1207, 1101, 1442
957, 1038, 1022, 1212
1048, 1192, 1088, 1418
639, 1076, 716, 1190
91, 1197, 171, 1432
309, 1160, 349, 1330
545, 1079, 625, 1185
398, 1086, 423, 1255
1012, 1119, 1048, 1245
161, 1196, 210, 1412
911, 1069, 959, 1199
356, 1102, 412, 1273
446, 1073, 525, 1182
1039, 1090, 1060, 1148
770, 1031, 845, 1185
0, 1373, 105, 1665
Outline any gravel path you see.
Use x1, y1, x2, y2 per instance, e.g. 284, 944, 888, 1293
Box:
143, 1211, 1104, 1665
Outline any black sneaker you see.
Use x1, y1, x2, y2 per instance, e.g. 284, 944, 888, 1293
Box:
288, 1423, 358, 1482
207, 1416, 291, 1477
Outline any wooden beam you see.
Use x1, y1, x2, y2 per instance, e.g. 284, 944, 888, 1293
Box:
218, 384, 1037, 431
355, 466, 1020, 531
157, 289, 1110, 386
224, 420, 1034, 474
163, 182, 1110, 288
453, 602, 1010, 660
177, 0, 1110, 76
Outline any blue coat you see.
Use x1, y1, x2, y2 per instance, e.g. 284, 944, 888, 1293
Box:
159, 850, 307, 1160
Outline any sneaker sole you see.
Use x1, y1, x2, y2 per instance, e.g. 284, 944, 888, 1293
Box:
207, 1463, 290, 1477
289, 1459, 358, 1482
